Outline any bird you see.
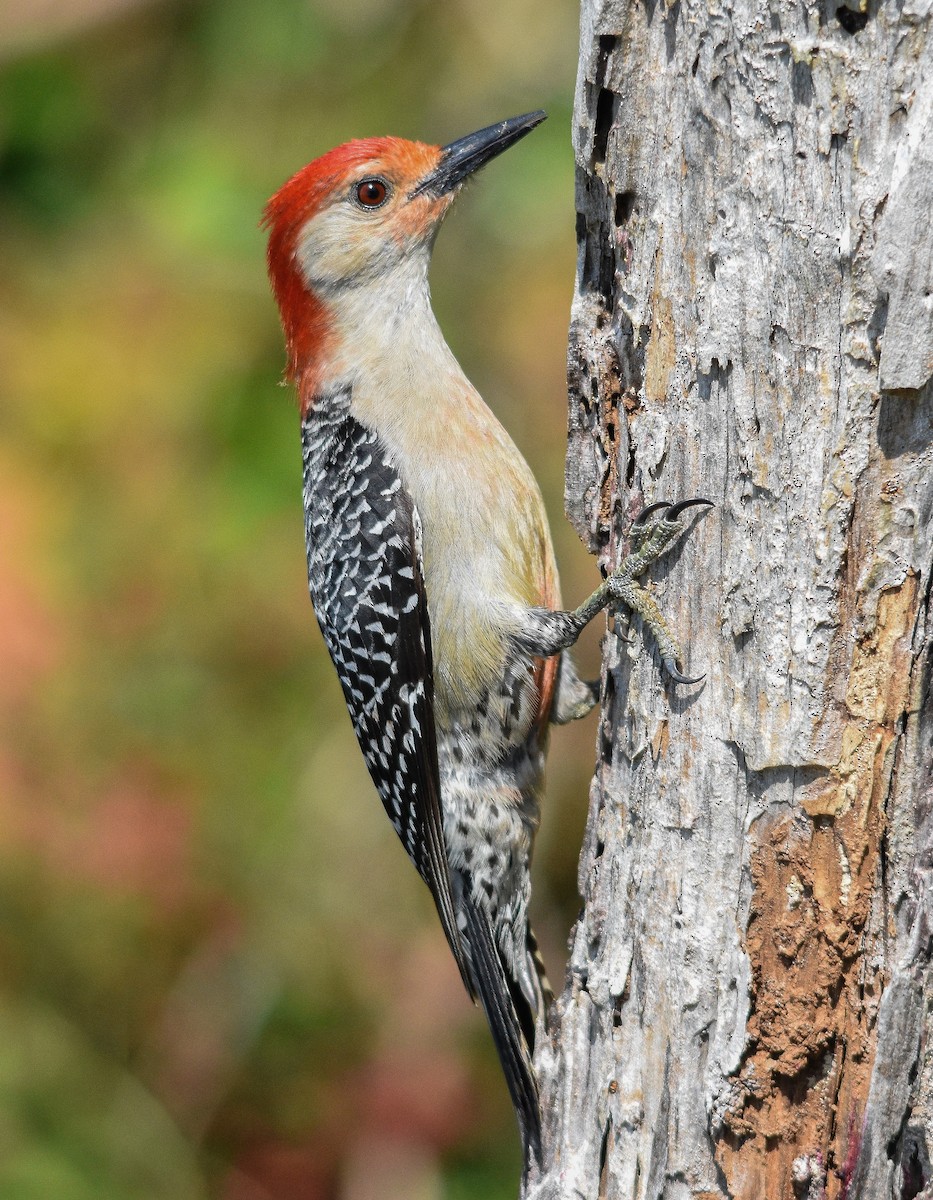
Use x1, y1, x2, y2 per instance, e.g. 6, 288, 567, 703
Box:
262, 110, 708, 1166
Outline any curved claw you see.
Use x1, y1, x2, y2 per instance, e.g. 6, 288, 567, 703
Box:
663, 657, 705, 686
666, 497, 714, 521
632, 500, 672, 525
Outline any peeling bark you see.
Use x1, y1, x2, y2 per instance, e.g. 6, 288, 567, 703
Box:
526, 0, 933, 1196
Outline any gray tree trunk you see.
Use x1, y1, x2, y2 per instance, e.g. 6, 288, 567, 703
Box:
526, 0, 933, 1196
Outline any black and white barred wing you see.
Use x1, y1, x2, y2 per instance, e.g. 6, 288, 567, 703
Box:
301, 401, 471, 994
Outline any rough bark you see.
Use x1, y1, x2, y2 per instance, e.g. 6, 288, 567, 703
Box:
526, 0, 933, 1196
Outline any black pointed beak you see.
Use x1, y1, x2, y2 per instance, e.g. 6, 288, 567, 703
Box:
411, 110, 547, 198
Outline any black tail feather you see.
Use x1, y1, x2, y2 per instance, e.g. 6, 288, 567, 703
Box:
459, 886, 542, 1166
504, 950, 538, 1053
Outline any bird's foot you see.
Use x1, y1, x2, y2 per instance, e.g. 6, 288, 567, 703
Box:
606, 498, 712, 684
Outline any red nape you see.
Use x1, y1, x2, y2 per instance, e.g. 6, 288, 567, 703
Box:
263, 240, 331, 412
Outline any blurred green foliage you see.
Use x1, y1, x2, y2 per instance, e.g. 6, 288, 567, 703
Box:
0, 1, 599, 1196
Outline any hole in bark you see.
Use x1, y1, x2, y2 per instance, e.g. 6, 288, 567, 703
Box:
579, 190, 617, 308
900, 1133, 930, 1199
625, 442, 636, 486
595, 245, 616, 307
598, 1117, 613, 1197
614, 191, 635, 225
595, 34, 618, 87
600, 718, 613, 762
592, 87, 618, 165
691, 50, 700, 75
836, 5, 870, 32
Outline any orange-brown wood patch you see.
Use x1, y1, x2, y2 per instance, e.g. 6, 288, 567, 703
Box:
717, 572, 920, 1199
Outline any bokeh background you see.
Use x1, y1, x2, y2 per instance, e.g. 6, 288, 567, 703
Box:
0, 1, 603, 1196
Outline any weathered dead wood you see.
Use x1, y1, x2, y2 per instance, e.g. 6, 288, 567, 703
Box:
526, 0, 933, 1196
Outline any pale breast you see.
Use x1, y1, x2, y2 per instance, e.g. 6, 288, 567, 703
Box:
351, 361, 559, 727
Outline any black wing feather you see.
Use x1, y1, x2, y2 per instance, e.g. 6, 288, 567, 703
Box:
301, 394, 471, 994
457, 876, 541, 1166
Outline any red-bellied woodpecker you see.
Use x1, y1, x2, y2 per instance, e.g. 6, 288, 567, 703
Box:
263, 111, 709, 1164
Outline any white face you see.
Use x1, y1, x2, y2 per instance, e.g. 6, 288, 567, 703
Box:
294, 166, 450, 294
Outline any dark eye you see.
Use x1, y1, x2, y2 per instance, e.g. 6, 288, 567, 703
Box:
355, 178, 389, 208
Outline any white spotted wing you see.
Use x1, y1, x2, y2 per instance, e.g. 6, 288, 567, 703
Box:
300, 392, 470, 992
